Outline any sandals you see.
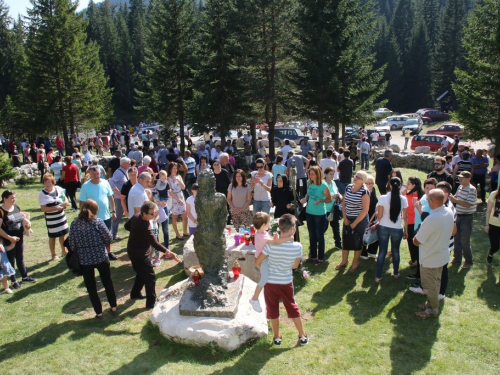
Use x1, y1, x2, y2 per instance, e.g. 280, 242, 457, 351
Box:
349, 263, 359, 272
375, 278, 381, 283
176, 236, 183, 240
314, 260, 324, 267
335, 262, 348, 270
183, 233, 190, 237
52, 256, 60, 261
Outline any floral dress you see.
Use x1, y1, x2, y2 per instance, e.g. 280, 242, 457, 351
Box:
168, 176, 186, 215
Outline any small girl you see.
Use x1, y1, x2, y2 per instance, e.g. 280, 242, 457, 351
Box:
1, 242, 16, 294
186, 184, 199, 235
249, 212, 294, 313
145, 189, 168, 267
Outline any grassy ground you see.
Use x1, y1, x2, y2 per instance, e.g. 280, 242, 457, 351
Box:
0, 167, 499, 375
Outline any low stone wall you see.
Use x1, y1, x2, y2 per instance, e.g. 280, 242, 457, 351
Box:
372, 150, 438, 172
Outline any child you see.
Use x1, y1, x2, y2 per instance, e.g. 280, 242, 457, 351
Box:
1, 242, 16, 294
11, 146, 20, 167
186, 183, 199, 236
249, 212, 293, 313
255, 214, 307, 346
145, 189, 167, 267
155, 170, 171, 253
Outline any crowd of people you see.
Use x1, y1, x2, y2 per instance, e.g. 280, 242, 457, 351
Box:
1, 126, 498, 343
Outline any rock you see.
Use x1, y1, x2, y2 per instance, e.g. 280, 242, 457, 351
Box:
150, 276, 268, 351
98, 156, 114, 171
414, 146, 431, 154
389, 144, 401, 153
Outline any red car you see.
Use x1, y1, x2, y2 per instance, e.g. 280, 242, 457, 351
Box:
418, 109, 450, 122
426, 123, 464, 137
410, 134, 455, 152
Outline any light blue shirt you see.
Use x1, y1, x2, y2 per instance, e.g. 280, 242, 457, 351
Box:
78, 180, 114, 220
272, 164, 287, 185
262, 241, 302, 284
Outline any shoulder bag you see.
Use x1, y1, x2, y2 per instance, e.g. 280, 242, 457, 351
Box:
363, 212, 379, 246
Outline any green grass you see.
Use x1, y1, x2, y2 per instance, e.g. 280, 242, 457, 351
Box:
1, 167, 499, 374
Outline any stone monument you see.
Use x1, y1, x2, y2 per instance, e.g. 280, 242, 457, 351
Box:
150, 169, 268, 350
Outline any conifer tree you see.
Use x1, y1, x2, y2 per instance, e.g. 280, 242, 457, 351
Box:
139, 0, 198, 152
454, 0, 500, 149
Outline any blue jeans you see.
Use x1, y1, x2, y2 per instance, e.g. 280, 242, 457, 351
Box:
306, 213, 327, 260
376, 225, 404, 279
111, 197, 124, 238
336, 181, 346, 195
361, 153, 369, 170
253, 200, 271, 214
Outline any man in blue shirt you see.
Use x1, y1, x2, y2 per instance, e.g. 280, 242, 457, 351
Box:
471, 149, 489, 203
300, 137, 312, 156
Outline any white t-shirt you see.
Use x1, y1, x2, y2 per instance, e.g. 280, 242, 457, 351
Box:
251, 171, 273, 201
378, 192, 408, 229
280, 145, 292, 161
370, 133, 379, 142
359, 141, 370, 154
186, 196, 197, 228
318, 158, 337, 174
451, 155, 462, 168
441, 139, 449, 148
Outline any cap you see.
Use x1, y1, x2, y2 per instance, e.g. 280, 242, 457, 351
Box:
458, 171, 472, 179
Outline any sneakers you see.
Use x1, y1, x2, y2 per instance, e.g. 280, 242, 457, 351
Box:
249, 298, 263, 313
360, 255, 369, 260
409, 286, 424, 295
438, 294, 445, 301
273, 336, 282, 346
108, 252, 118, 261
406, 274, 419, 280
4, 288, 13, 294
22, 276, 36, 283
11, 281, 21, 289
299, 335, 309, 346
368, 253, 378, 259
153, 258, 161, 267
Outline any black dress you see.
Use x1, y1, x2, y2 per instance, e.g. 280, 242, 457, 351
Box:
271, 174, 295, 218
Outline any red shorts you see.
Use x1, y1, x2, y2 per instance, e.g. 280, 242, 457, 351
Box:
264, 282, 301, 320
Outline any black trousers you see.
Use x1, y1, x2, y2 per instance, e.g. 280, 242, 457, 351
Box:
65, 181, 79, 210
439, 263, 448, 295
488, 224, 500, 256
7, 240, 27, 281
361, 241, 379, 257
407, 224, 419, 263
376, 181, 387, 195
81, 260, 117, 315
472, 173, 486, 202
296, 177, 307, 199
130, 256, 157, 308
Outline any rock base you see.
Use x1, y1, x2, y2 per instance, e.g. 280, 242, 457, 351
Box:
151, 276, 268, 351
179, 276, 244, 318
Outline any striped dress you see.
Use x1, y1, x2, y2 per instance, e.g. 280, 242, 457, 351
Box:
38, 186, 69, 238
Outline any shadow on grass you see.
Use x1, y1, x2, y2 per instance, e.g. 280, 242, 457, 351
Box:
445, 264, 469, 298
477, 266, 500, 311
387, 291, 440, 375
310, 268, 357, 312
107, 320, 287, 375
0, 301, 142, 360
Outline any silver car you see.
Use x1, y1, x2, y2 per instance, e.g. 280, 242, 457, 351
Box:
380, 115, 409, 130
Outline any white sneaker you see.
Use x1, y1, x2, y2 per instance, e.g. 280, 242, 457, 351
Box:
4, 288, 13, 294
249, 298, 262, 312
360, 255, 369, 260
368, 253, 378, 259
153, 258, 161, 267
409, 286, 424, 295
438, 294, 445, 301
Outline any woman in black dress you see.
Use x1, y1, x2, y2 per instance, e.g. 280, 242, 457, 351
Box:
271, 174, 295, 219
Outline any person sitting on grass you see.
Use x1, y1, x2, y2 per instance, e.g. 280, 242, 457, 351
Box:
249, 212, 294, 313
255, 214, 308, 346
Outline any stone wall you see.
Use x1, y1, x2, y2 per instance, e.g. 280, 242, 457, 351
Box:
372, 150, 438, 172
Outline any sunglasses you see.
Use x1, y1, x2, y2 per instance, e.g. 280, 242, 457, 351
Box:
434, 163, 443, 166
366, 182, 374, 185
256, 165, 264, 169
354, 175, 363, 180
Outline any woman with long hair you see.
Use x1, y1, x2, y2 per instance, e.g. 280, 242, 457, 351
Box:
167, 162, 188, 239
39, 174, 70, 261
68, 199, 116, 318
300, 165, 332, 266
405, 176, 424, 268
361, 175, 379, 259
323, 166, 341, 246
337, 171, 370, 271
227, 169, 252, 230
375, 177, 408, 282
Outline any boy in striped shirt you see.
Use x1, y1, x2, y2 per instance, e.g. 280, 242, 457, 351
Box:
255, 214, 308, 346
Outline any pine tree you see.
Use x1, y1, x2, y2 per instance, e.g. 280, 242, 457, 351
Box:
453, 0, 500, 149
139, 0, 198, 152
422, 0, 439, 50
431, 0, 467, 107
18, 0, 112, 144
191, 0, 251, 143
0, 1, 16, 109
128, 0, 146, 77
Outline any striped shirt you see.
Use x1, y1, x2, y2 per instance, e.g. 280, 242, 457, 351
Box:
38, 187, 69, 236
344, 184, 368, 217
184, 157, 196, 175
455, 183, 477, 214
262, 241, 302, 284
455, 160, 473, 184
446, 200, 456, 252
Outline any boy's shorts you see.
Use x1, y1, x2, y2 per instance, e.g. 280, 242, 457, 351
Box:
264, 282, 301, 320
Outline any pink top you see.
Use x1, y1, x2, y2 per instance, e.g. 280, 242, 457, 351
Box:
254, 232, 271, 258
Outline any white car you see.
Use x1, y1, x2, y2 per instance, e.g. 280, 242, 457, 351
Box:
373, 108, 393, 117
379, 115, 409, 130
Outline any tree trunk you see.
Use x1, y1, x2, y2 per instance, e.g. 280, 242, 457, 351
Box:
251, 122, 257, 153
177, 71, 185, 154
333, 120, 340, 150
318, 113, 323, 153
341, 123, 346, 147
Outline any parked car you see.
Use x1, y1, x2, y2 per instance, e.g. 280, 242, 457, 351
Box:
273, 128, 310, 148
402, 113, 432, 124
410, 134, 455, 152
426, 123, 464, 137
418, 109, 450, 122
378, 115, 409, 130
341, 129, 386, 145
401, 118, 423, 135
373, 108, 393, 117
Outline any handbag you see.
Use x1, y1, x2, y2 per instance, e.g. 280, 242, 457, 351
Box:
64, 237, 82, 276
327, 207, 334, 222
296, 203, 307, 226
342, 225, 362, 250
363, 213, 379, 245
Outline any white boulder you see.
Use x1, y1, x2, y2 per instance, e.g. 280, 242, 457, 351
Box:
414, 146, 431, 154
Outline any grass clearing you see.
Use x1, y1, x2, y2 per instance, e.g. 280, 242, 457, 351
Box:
0, 166, 499, 374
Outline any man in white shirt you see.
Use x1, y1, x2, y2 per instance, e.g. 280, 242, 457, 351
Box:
83, 149, 93, 169
370, 132, 379, 146
319, 149, 337, 174
280, 140, 292, 163
210, 145, 222, 162
413, 189, 454, 318
243, 131, 252, 144
440, 137, 449, 154
358, 138, 371, 170
128, 172, 151, 218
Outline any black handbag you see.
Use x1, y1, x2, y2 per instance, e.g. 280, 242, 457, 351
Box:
296, 203, 307, 226
342, 225, 362, 250
64, 237, 82, 276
